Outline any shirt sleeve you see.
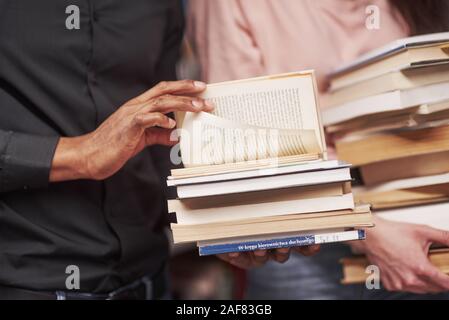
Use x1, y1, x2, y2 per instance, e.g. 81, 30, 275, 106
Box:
0, 129, 59, 193
187, 0, 264, 83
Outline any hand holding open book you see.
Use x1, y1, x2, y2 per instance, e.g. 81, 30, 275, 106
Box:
176, 72, 325, 167
167, 71, 372, 259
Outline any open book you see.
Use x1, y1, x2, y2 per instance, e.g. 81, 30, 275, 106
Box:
175, 71, 326, 170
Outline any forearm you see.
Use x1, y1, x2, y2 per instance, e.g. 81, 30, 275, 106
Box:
3, 80, 209, 189
49, 136, 90, 182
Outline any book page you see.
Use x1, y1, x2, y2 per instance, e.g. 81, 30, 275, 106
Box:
205, 74, 321, 131
180, 112, 320, 167
177, 73, 323, 167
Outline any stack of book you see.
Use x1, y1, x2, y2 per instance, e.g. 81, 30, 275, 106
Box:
167, 71, 373, 256
322, 32, 449, 282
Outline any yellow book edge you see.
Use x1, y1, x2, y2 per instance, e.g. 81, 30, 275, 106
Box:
171, 205, 373, 243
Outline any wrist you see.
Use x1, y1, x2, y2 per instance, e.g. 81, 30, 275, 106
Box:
348, 237, 367, 254
349, 216, 383, 254
50, 135, 92, 182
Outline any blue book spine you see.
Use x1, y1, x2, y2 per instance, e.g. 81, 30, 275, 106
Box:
198, 230, 365, 256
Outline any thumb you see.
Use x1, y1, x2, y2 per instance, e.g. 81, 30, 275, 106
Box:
145, 128, 178, 146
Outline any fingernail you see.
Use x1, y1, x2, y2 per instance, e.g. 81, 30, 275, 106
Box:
205, 100, 215, 110
168, 118, 176, 128
194, 81, 206, 89
229, 252, 240, 258
192, 99, 204, 108
170, 130, 180, 140
277, 248, 289, 254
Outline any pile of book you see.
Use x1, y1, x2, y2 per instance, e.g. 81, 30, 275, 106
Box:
322, 32, 449, 282
167, 71, 373, 256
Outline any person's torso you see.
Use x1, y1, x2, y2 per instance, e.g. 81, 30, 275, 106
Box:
0, 0, 182, 293
230, 0, 409, 90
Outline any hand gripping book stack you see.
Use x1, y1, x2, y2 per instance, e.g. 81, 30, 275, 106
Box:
166, 71, 373, 256
321, 32, 449, 283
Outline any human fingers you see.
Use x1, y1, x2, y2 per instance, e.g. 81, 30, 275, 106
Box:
133, 112, 176, 130
271, 248, 291, 263
294, 245, 320, 256
144, 127, 178, 146
419, 261, 449, 292
418, 226, 449, 247
143, 94, 214, 114
132, 80, 207, 103
252, 250, 269, 265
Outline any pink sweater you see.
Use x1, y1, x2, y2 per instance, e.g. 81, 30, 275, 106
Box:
188, 0, 409, 92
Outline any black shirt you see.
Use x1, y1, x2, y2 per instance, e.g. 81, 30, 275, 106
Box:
0, 0, 183, 293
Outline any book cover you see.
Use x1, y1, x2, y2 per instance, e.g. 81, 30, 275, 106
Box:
198, 229, 365, 256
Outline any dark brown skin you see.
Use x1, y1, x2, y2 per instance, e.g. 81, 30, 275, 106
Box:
49, 79, 320, 268
50, 80, 213, 182
218, 246, 321, 270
